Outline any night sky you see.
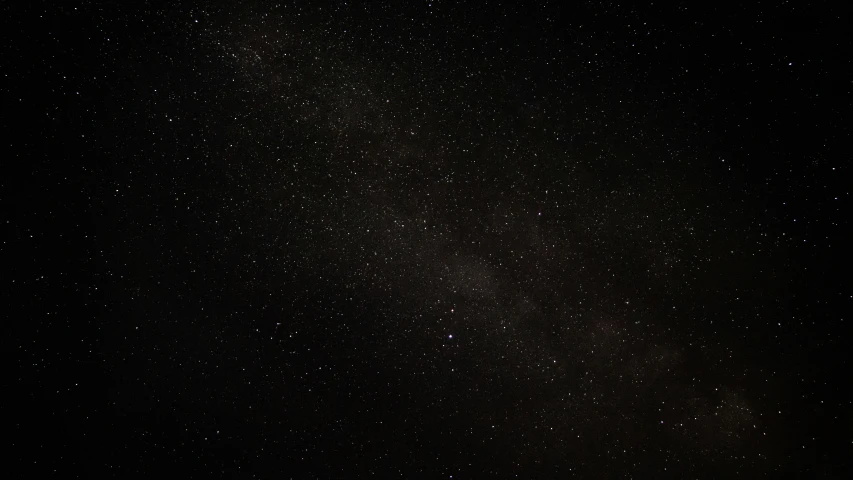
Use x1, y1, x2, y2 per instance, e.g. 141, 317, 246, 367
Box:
6, 1, 851, 478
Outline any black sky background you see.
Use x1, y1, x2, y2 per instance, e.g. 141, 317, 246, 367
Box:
5, 1, 851, 478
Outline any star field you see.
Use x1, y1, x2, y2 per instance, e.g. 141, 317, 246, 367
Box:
6, 1, 851, 478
